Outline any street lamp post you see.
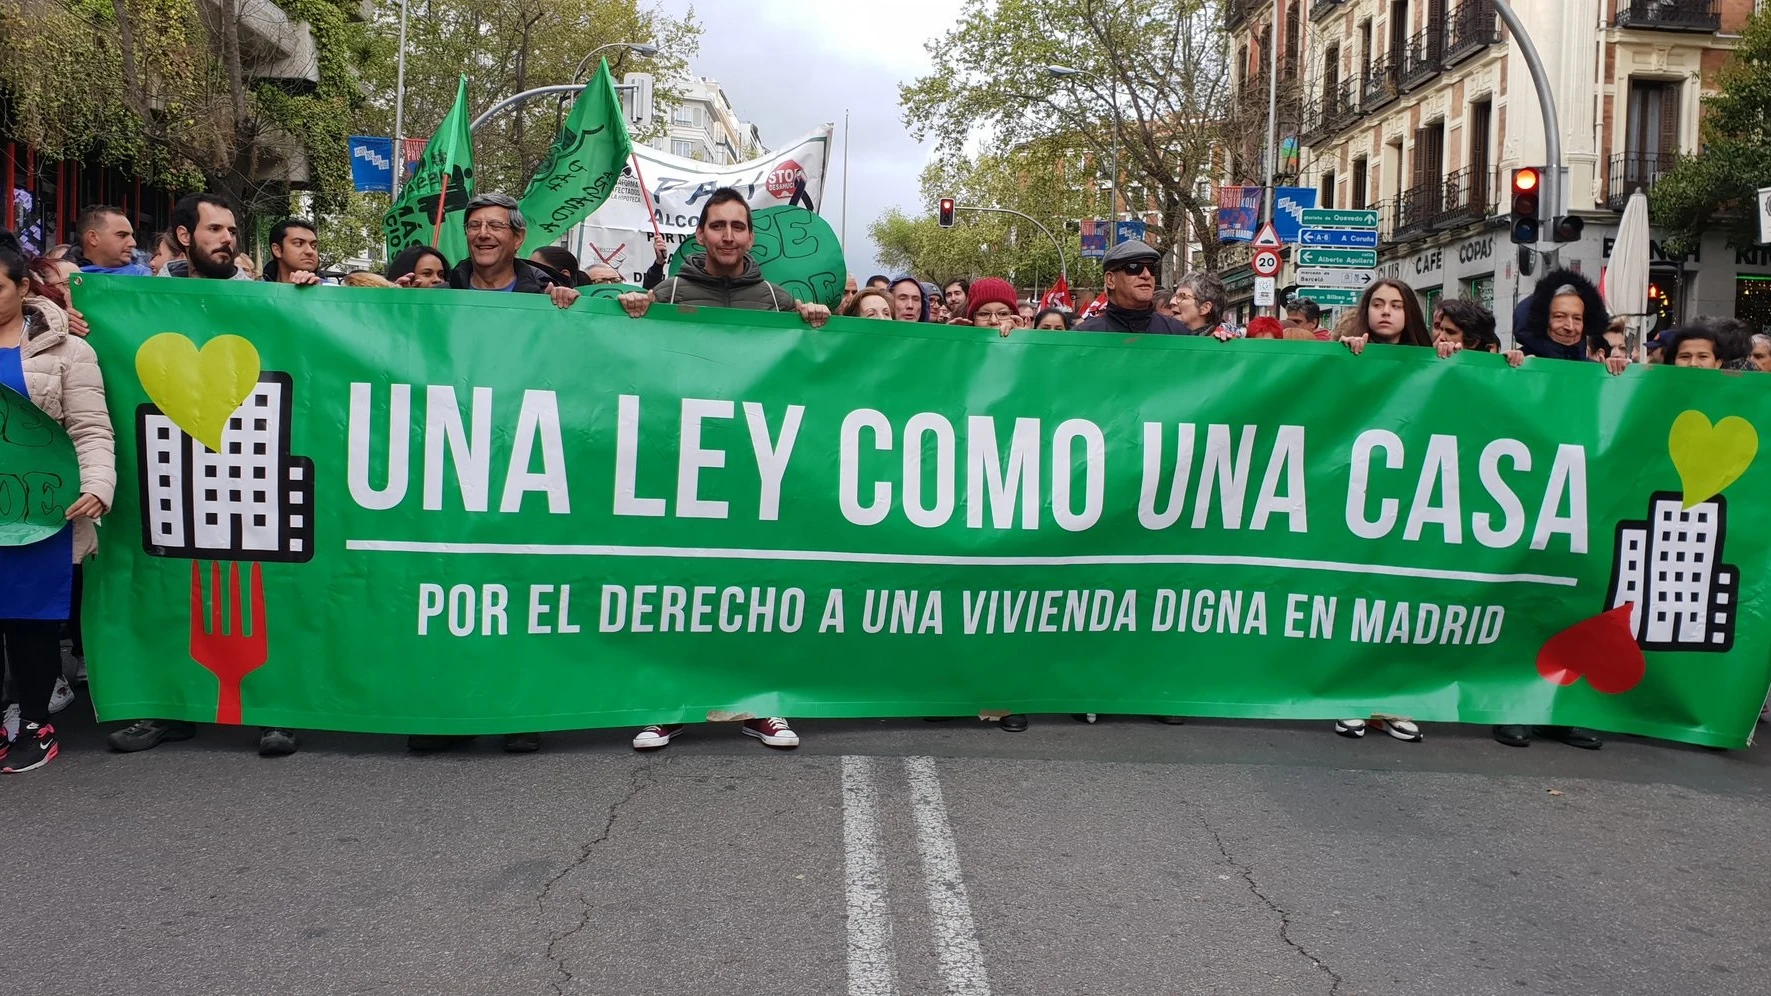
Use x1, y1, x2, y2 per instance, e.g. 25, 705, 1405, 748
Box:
1047, 65, 1121, 247
556, 42, 661, 133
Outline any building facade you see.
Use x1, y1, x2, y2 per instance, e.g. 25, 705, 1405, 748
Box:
623, 74, 767, 165
1226, 0, 1759, 337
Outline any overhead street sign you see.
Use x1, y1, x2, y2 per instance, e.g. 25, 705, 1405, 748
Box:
1251, 248, 1282, 277
1290, 287, 1362, 307
1295, 267, 1376, 289
1296, 247, 1378, 268
1300, 227, 1379, 248
1301, 208, 1379, 229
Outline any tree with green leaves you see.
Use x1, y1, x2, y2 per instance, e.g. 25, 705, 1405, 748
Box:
870, 144, 1106, 294
900, 0, 1236, 270
1650, 9, 1771, 255
0, 0, 375, 229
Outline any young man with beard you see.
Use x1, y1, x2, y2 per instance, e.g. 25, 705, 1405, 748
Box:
154, 194, 258, 281
943, 278, 969, 318
618, 187, 829, 329
445, 193, 579, 309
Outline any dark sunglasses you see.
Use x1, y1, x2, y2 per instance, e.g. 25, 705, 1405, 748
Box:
1110, 261, 1154, 276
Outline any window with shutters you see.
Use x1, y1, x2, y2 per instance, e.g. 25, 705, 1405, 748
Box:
1351, 158, 1370, 209
1320, 170, 1336, 209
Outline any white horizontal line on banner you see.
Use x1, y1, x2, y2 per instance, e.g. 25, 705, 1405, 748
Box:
343, 539, 1579, 587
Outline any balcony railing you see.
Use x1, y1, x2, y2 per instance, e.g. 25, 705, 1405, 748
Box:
1400, 24, 1444, 91
1322, 77, 1360, 133
1607, 151, 1679, 210
1362, 53, 1400, 110
1615, 0, 1720, 33
1225, 0, 1252, 29
1434, 165, 1500, 228
1310, 0, 1345, 19
1394, 181, 1444, 240
1444, 0, 1499, 65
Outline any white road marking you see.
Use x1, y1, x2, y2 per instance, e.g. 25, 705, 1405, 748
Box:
904, 756, 993, 996
344, 539, 1576, 587
843, 756, 899, 996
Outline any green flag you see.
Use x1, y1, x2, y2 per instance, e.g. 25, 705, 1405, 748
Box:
383, 75, 475, 266
517, 59, 634, 254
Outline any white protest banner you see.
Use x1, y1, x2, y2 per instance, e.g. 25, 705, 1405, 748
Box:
570, 126, 834, 283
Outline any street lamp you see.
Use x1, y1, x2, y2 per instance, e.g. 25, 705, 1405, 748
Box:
557, 42, 660, 134
1047, 65, 1121, 247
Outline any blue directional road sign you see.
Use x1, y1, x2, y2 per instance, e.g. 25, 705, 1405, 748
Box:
1300, 227, 1379, 248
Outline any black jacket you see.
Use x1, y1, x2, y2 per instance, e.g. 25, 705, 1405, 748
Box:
1517, 267, 1608, 361
1075, 302, 1191, 334
446, 258, 562, 293
651, 254, 797, 311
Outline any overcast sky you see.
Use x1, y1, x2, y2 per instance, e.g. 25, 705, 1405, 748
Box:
655, 0, 964, 278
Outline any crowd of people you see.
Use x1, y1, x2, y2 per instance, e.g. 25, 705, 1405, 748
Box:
0, 186, 1763, 773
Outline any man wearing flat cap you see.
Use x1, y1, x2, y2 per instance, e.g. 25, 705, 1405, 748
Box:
1075, 239, 1187, 334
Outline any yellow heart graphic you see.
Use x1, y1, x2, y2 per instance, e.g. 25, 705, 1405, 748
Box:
134, 333, 262, 452
1668, 410, 1758, 508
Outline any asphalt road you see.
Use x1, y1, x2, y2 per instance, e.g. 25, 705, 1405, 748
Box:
5, 705, 1768, 996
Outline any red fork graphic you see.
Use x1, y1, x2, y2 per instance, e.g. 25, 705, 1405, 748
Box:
189, 561, 268, 724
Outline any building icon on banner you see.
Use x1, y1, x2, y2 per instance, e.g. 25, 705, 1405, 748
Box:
1605, 492, 1738, 652
137, 372, 315, 563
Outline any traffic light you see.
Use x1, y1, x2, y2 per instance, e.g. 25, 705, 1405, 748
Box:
1551, 215, 1586, 243
1510, 167, 1541, 245
938, 198, 956, 228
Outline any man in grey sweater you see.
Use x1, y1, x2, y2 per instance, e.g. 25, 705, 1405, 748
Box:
617, 187, 829, 326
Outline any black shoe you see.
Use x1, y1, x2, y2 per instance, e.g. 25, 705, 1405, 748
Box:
107, 719, 197, 753
1492, 724, 1532, 747
258, 728, 299, 757
1538, 725, 1603, 750
1152, 715, 1186, 725
407, 734, 473, 752
2, 722, 58, 773
998, 714, 1029, 732
502, 732, 541, 753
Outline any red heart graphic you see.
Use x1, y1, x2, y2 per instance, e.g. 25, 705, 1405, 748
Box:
1536, 604, 1647, 695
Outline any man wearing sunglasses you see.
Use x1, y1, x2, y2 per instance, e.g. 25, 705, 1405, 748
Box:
1074, 239, 1186, 334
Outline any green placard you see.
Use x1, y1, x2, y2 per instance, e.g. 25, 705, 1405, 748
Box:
73, 275, 1771, 748
668, 205, 845, 309
1296, 247, 1379, 268
0, 382, 79, 546
1301, 208, 1380, 229
1290, 287, 1363, 306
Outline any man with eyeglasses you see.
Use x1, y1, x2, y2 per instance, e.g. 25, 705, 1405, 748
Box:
444, 193, 580, 309
1074, 240, 1186, 334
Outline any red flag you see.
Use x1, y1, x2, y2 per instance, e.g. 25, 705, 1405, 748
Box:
1079, 292, 1107, 320
1039, 276, 1074, 311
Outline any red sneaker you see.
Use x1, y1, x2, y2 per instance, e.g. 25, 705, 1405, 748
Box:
2, 722, 58, 773
742, 717, 799, 748
631, 724, 685, 750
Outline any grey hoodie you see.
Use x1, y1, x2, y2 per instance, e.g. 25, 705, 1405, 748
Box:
652, 254, 797, 311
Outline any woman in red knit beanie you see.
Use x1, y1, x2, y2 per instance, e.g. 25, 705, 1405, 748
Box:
962, 276, 1021, 336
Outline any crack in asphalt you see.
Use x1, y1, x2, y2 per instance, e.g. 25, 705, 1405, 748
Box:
538, 757, 666, 995
1200, 815, 1345, 995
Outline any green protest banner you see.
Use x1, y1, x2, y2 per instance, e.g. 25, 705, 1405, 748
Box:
383, 75, 475, 266
518, 59, 633, 255
76, 276, 1771, 747
0, 383, 78, 546
669, 205, 846, 309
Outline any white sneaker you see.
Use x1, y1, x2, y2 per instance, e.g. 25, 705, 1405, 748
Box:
48, 677, 74, 715
631, 724, 685, 750
741, 717, 800, 748
1381, 718, 1423, 742
1334, 718, 1367, 738
2, 703, 18, 742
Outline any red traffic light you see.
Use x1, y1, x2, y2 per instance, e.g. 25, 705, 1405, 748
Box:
937, 198, 956, 228
1513, 167, 1540, 193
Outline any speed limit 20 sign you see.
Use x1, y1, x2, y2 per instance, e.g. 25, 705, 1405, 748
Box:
1251, 248, 1282, 277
